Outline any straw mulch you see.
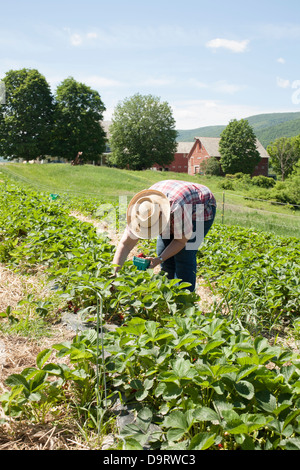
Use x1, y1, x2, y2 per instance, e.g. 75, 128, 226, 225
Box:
0, 264, 79, 450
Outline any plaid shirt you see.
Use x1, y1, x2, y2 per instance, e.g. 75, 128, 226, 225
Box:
150, 180, 216, 239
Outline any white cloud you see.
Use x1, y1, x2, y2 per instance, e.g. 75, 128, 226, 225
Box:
188, 78, 244, 94
188, 79, 208, 89
213, 80, 245, 94
277, 57, 285, 64
140, 77, 174, 87
276, 77, 291, 89
70, 33, 83, 46
259, 23, 300, 40
81, 75, 124, 88
206, 38, 249, 53
62, 25, 208, 50
171, 99, 266, 129
86, 32, 98, 40
64, 28, 100, 47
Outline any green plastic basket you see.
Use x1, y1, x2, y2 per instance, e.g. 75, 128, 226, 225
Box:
133, 256, 150, 271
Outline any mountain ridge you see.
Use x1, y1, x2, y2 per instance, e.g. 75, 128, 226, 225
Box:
176, 111, 300, 148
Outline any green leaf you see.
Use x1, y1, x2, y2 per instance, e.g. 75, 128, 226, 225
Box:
189, 432, 216, 450
162, 382, 182, 399
5, 374, 30, 390
283, 409, 300, 431
124, 438, 144, 450
241, 435, 255, 450
193, 406, 220, 423
136, 407, 153, 433
36, 349, 52, 369
43, 363, 64, 376
30, 370, 47, 392
144, 378, 154, 390
121, 318, 146, 336
236, 364, 258, 381
256, 390, 277, 413
135, 389, 149, 401
234, 380, 255, 400
164, 410, 187, 430
202, 340, 224, 355
171, 357, 194, 379
226, 421, 248, 434
166, 428, 186, 442
28, 392, 42, 402
280, 437, 300, 450
129, 379, 143, 390
145, 321, 158, 339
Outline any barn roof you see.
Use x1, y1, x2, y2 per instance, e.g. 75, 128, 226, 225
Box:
194, 137, 269, 158
176, 142, 195, 153
194, 137, 221, 157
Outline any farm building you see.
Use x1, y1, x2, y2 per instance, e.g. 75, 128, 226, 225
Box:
152, 142, 194, 173
154, 137, 270, 177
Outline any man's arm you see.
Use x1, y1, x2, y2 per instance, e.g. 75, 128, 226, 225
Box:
147, 236, 189, 269
112, 227, 139, 273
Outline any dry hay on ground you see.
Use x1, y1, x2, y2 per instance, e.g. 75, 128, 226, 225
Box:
0, 324, 77, 450
0, 264, 50, 313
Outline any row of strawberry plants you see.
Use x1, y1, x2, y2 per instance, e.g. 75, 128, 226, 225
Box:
0, 182, 195, 322
197, 225, 300, 329
2, 311, 300, 449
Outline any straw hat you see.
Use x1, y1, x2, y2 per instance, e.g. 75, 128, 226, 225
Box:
127, 189, 170, 239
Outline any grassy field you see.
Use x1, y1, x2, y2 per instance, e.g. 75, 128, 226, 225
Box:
1, 163, 300, 238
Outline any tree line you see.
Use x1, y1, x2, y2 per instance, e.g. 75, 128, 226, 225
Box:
0, 69, 177, 167
0, 69, 106, 163
1, 68, 299, 179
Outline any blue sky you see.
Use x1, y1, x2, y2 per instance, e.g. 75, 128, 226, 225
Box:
1, 0, 300, 129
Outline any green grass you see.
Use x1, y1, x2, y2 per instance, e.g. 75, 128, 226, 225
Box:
1, 163, 300, 238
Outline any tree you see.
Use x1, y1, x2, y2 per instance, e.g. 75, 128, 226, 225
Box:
0, 68, 54, 160
219, 119, 261, 175
200, 157, 221, 176
109, 93, 178, 170
52, 77, 106, 163
267, 136, 300, 181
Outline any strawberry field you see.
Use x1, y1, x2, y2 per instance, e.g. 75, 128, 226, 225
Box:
1, 179, 300, 450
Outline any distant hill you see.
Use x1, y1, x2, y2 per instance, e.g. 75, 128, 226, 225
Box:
177, 111, 300, 148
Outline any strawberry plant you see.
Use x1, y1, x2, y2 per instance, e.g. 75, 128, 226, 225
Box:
3, 309, 300, 450
197, 224, 300, 329
2, 179, 300, 450
104, 311, 300, 450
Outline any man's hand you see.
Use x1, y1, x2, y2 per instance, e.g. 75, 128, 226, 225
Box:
146, 257, 162, 269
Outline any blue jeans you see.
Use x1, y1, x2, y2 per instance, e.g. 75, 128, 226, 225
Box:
156, 205, 216, 292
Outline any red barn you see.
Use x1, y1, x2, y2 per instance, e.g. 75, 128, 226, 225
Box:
153, 137, 269, 176
187, 137, 269, 176
152, 142, 194, 172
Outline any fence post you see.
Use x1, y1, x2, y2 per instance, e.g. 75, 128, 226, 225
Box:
222, 191, 225, 224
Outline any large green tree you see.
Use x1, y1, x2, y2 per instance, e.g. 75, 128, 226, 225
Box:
52, 77, 106, 163
0, 68, 54, 160
219, 119, 261, 175
267, 135, 300, 181
109, 93, 178, 170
